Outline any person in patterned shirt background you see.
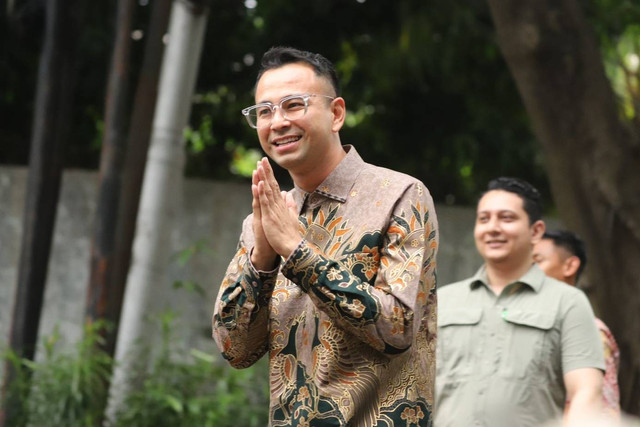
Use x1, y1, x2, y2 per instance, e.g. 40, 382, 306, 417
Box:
212, 46, 438, 426
533, 230, 621, 420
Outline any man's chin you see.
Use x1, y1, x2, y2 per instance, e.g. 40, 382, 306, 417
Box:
483, 253, 511, 264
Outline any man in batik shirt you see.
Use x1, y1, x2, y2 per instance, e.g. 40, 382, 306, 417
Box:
534, 230, 621, 419
212, 47, 438, 426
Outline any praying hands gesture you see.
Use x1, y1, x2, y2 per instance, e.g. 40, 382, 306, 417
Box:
250, 157, 301, 270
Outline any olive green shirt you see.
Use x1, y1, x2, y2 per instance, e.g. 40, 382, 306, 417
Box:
435, 264, 604, 427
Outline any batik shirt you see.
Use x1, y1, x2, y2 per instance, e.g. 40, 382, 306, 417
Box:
212, 145, 438, 426
595, 318, 621, 418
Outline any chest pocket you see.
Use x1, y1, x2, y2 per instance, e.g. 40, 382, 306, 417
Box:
501, 309, 557, 380
437, 308, 482, 377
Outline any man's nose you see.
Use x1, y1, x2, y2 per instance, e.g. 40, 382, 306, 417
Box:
270, 106, 289, 128
486, 217, 500, 231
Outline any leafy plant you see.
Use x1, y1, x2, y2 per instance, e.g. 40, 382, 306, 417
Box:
2, 322, 113, 427
2, 315, 269, 427
113, 310, 269, 427
114, 348, 269, 427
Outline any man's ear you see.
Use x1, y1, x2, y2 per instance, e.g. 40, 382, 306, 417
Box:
331, 97, 346, 132
563, 255, 581, 279
531, 220, 546, 243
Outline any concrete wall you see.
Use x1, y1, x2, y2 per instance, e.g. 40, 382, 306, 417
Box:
1, 166, 554, 359
0, 167, 254, 358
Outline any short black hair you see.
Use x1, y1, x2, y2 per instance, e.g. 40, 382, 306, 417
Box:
255, 46, 340, 96
542, 230, 587, 282
484, 177, 543, 224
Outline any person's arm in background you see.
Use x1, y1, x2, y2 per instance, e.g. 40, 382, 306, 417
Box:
564, 367, 603, 425
561, 290, 606, 425
596, 318, 622, 418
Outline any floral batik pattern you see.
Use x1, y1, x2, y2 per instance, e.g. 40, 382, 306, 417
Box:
213, 146, 438, 426
596, 318, 620, 419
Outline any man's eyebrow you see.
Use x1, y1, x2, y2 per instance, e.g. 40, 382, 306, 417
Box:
476, 209, 518, 215
256, 93, 305, 105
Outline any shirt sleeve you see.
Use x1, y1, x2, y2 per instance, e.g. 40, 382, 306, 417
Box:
560, 290, 606, 374
280, 182, 438, 356
211, 215, 279, 368
597, 320, 621, 413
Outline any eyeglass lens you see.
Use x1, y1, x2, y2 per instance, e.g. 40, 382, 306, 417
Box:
248, 95, 308, 128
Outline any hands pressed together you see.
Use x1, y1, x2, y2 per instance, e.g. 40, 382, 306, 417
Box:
250, 157, 302, 271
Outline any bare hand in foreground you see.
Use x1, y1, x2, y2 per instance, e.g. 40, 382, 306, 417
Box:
250, 165, 278, 270
250, 157, 301, 269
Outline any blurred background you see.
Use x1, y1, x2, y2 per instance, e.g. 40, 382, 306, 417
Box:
1, 0, 638, 425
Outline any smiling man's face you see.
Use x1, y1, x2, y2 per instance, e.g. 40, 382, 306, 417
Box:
474, 190, 541, 268
254, 62, 339, 178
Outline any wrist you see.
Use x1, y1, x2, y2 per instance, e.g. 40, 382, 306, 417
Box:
250, 248, 279, 271
279, 237, 303, 260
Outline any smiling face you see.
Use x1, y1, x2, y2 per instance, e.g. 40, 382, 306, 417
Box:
254, 62, 346, 189
474, 190, 545, 270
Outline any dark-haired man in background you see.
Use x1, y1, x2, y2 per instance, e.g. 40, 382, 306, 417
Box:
435, 177, 604, 427
534, 230, 621, 419
212, 47, 438, 426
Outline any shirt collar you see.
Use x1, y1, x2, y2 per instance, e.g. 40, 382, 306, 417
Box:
470, 263, 546, 293
291, 145, 364, 207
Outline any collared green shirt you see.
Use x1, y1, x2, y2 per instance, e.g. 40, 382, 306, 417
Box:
435, 264, 604, 427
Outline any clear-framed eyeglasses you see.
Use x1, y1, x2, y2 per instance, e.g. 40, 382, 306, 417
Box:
241, 93, 335, 129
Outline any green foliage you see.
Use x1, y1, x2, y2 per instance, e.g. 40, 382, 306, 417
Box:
1, 316, 269, 427
2, 322, 113, 427
227, 142, 263, 177
114, 310, 269, 427
183, 0, 551, 202
587, 0, 640, 121
603, 25, 640, 120
114, 345, 269, 427
6, 0, 638, 204
171, 239, 213, 296
171, 239, 214, 268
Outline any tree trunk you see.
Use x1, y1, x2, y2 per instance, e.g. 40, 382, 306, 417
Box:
105, 0, 172, 357
0, 0, 82, 425
83, 1, 136, 423
486, 0, 640, 414
105, 0, 210, 420
85, 0, 136, 350
85, 0, 172, 362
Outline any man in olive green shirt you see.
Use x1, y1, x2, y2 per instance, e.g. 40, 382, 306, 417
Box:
435, 177, 604, 427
